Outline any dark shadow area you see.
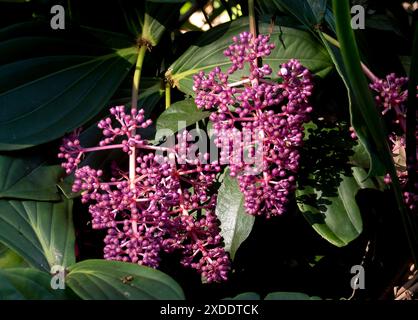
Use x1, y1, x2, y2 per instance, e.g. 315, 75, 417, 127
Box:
295, 121, 356, 228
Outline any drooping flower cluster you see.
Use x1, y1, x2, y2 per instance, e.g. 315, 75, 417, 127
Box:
193, 32, 313, 218
59, 106, 230, 283
370, 74, 418, 212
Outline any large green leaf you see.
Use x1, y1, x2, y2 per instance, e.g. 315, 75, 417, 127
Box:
0, 49, 137, 150
319, 33, 385, 177
296, 167, 371, 247
225, 291, 321, 300
167, 18, 333, 96
156, 99, 210, 136
0, 153, 62, 201
57, 79, 162, 199
258, 0, 327, 29
216, 171, 255, 260
330, 0, 395, 179
332, 0, 418, 259
0, 268, 70, 300
111, 77, 164, 114
0, 243, 29, 268
0, 22, 138, 150
224, 292, 261, 300
66, 260, 185, 300
264, 292, 321, 300
0, 199, 75, 271
122, 1, 182, 45
142, 1, 183, 46
296, 122, 376, 246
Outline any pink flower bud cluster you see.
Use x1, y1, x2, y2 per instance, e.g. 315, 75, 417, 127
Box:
370, 73, 408, 116
370, 74, 417, 212
193, 32, 314, 218
59, 106, 230, 283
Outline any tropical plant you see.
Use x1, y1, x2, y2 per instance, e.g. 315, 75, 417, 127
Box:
0, 0, 416, 301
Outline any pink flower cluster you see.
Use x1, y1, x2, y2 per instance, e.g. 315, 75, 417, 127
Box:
59, 106, 230, 283
370, 74, 417, 212
193, 32, 314, 218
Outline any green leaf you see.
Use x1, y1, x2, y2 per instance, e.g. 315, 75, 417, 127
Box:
224, 292, 261, 300
332, 0, 418, 259
57, 80, 162, 199
297, 122, 384, 246
146, 0, 185, 2
0, 24, 138, 150
142, 2, 183, 46
122, 1, 182, 46
216, 171, 255, 260
264, 292, 321, 300
0, 268, 71, 300
331, 1, 394, 177
225, 291, 321, 300
319, 33, 386, 177
66, 260, 185, 300
296, 121, 370, 246
259, 0, 327, 29
366, 14, 403, 36
0, 243, 29, 268
167, 18, 333, 96
156, 99, 210, 137
296, 167, 371, 247
0, 199, 75, 271
399, 56, 411, 76
0, 153, 62, 201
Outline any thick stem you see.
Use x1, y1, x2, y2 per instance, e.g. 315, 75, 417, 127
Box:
321, 32, 379, 82
165, 81, 171, 110
130, 44, 147, 236
361, 63, 379, 83
248, 0, 256, 37
228, 78, 251, 87
81, 144, 124, 153
131, 45, 147, 110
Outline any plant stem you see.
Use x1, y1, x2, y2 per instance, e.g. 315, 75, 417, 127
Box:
81, 144, 124, 153
333, 0, 418, 267
228, 78, 251, 87
248, 0, 256, 36
165, 81, 171, 109
130, 44, 147, 236
131, 45, 147, 110
321, 32, 379, 83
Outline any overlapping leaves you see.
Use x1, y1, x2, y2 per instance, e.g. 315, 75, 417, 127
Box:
0, 22, 138, 150
167, 18, 333, 96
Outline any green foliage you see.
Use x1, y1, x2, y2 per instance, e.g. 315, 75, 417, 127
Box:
264, 291, 321, 300
156, 99, 210, 136
0, 153, 62, 201
66, 260, 185, 300
167, 18, 333, 96
226, 291, 321, 300
332, 0, 418, 263
0, 244, 29, 268
259, 0, 327, 29
0, 268, 71, 300
0, 199, 75, 271
216, 171, 255, 260
0, 0, 415, 301
0, 22, 138, 150
296, 122, 384, 246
